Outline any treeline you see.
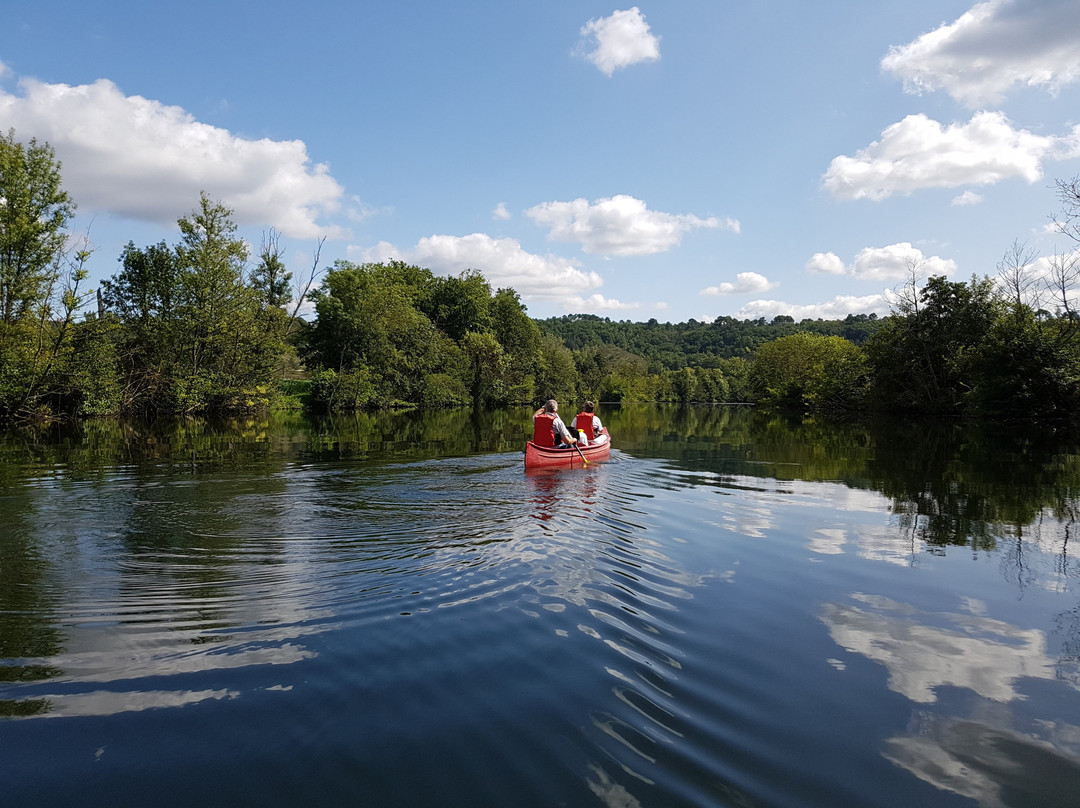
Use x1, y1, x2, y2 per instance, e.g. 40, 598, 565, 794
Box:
537, 311, 885, 370
3, 128, 1080, 422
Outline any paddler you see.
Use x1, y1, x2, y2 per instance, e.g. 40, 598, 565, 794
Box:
570, 400, 606, 446
532, 399, 578, 448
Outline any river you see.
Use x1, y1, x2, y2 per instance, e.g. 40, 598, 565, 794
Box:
1, 404, 1079, 807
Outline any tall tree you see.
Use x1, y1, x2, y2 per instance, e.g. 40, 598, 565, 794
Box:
252, 228, 292, 308
867, 275, 999, 413
0, 130, 75, 328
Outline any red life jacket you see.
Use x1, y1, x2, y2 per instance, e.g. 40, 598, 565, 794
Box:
533, 412, 557, 447
574, 412, 595, 441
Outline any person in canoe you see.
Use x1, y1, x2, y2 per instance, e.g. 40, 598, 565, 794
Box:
532, 399, 578, 448
570, 401, 606, 446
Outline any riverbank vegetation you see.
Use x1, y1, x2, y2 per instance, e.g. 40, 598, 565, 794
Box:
2, 129, 1079, 423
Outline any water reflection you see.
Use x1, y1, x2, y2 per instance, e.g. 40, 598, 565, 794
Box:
3, 406, 1080, 807
822, 594, 1056, 703
822, 591, 1080, 806
884, 712, 1080, 808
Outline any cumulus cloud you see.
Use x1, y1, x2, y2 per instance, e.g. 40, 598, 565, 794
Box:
526, 194, 735, 256
951, 190, 984, 206
579, 7, 661, 76
851, 243, 957, 281
350, 233, 603, 302
700, 271, 777, 296
823, 112, 1077, 200
736, 293, 891, 321
806, 252, 847, 274
492, 202, 511, 220
882, 0, 1080, 107
807, 243, 957, 281
564, 293, 641, 313
0, 72, 345, 238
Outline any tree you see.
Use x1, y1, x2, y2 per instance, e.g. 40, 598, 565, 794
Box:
490, 287, 541, 401
996, 239, 1040, 314
427, 271, 492, 341
1052, 176, 1080, 246
750, 332, 868, 411
102, 241, 182, 326
0, 131, 105, 420
462, 330, 506, 406
534, 333, 577, 404
252, 229, 292, 308
304, 261, 445, 407
867, 275, 999, 414
0, 130, 75, 328
99, 194, 285, 412
576, 344, 649, 401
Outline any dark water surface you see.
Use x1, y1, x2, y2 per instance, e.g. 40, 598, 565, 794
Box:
2, 405, 1080, 807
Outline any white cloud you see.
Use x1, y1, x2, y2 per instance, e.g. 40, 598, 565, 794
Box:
823, 112, 1072, 200
564, 293, 641, 313
0, 72, 345, 238
492, 202, 511, 220
806, 244, 957, 281
350, 233, 603, 301
851, 243, 957, 281
806, 252, 847, 274
951, 190, 984, 206
526, 194, 735, 256
736, 293, 891, 321
579, 7, 661, 76
882, 0, 1080, 107
700, 271, 777, 296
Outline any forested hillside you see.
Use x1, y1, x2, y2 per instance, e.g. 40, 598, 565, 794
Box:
536, 312, 885, 371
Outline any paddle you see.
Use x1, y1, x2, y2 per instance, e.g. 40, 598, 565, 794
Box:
571, 433, 589, 465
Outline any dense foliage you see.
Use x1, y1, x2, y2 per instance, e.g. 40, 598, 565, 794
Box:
537, 311, 885, 370
2, 129, 1079, 423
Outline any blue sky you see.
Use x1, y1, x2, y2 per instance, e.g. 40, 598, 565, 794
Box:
2, 0, 1080, 323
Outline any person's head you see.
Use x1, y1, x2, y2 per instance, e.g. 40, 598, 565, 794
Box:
544, 399, 558, 413
583, 400, 595, 413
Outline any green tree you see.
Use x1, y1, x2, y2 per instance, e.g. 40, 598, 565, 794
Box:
171, 193, 273, 409
462, 330, 506, 406
0, 131, 105, 420
866, 275, 998, 414
576, 343, 650, 401
100, 194, 284, 413
426, 271, 492, 341
0, 130, 75, 327
750, 332, 868, 411
490, 287, 541, 402
252, 229, 292, 308
304, 261, 445, 407
534, 333, 577, 404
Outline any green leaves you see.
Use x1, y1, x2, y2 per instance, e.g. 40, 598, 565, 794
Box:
749, 333, 869, 411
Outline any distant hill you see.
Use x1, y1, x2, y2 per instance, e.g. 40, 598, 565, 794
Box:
535, 312, 887, 371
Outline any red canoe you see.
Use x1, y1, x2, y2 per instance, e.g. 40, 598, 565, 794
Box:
524, 432, 611, 470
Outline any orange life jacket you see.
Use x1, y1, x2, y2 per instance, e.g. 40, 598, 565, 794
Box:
533, 412, 557, 447
574, 412, 595, 441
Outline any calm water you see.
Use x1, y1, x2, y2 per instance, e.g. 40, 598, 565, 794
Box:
2, 405, 1080, 807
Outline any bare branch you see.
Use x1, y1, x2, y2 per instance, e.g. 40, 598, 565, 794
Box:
1045, 249, 1080, 318
285, 236, 327, 339
884, 257, 928, 316
996, 238, 1040, 311
1052, 177, 1080, 245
